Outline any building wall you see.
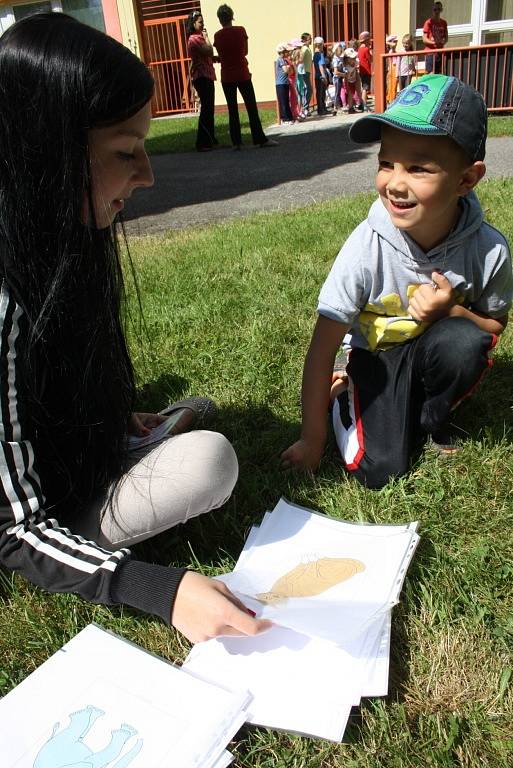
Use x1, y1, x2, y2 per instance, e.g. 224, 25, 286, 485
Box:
116, 0, 142, 56
200, 0, 313, 104
388, 0, 414, 42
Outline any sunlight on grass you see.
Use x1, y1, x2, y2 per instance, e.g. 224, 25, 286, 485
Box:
145, 110, 511, 156
146, 108, 277, 154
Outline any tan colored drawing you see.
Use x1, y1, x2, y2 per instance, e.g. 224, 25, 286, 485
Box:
255, 557, 365, 604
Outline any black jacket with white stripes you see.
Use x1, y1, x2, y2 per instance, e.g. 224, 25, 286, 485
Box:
0, 282, 185, 623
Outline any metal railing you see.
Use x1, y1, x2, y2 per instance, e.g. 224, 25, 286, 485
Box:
313, 0, 388, 46
379, 43, 513, 112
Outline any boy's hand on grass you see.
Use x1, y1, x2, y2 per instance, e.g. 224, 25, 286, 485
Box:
408, 271, 455, 322
171, 571, 273, 644
281, 438, 324, 472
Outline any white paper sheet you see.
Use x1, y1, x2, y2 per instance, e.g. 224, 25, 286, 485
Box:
0, 624, 250, 768
219, 499, 418, 646
185, 624, 355, 741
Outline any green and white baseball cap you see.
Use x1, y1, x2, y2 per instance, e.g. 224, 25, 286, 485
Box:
349, 74, 487, 161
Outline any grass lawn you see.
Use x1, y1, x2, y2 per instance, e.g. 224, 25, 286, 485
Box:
145, 108, 512, 155
146, 107, 277, 155
488, 115, 513, 138
1, 180, 513, 766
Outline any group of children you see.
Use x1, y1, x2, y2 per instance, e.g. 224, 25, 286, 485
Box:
275, 31, 373, 123
275, 28, 419, 124
1, 13, 511, 643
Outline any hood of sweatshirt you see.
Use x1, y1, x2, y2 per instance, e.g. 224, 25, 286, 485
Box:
367, 190, 484, 263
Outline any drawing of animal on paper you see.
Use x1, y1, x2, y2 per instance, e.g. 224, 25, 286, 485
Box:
255, 557, 365, 604
33, 704, 143, 768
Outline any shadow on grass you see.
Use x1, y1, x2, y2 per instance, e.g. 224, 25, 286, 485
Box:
454, 356, 513, 442
123, 122, 373, 224
135, 371, 190, 413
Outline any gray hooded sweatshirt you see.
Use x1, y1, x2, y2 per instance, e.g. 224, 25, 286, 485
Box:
318, 192, 513, 351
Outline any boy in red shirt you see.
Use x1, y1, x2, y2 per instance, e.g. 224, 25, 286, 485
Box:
423, 2, 448, 74
357, 31, 372, 111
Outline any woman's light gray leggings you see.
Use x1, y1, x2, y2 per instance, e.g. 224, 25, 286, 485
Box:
75, 430, 238, 549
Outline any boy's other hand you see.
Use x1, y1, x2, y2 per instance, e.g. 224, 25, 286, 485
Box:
408, 271, 455, 322
281, 438, 324, 472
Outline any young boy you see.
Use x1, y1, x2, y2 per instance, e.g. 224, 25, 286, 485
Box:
313, 36, 329, 116
282, 75, 513, 489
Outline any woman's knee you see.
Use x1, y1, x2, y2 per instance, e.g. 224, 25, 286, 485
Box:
193, 430, 239, 506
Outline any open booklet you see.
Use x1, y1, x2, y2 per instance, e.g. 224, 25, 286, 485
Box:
184, 498, 419, 741
0, 624, 250, 768
217, 498, 419, 646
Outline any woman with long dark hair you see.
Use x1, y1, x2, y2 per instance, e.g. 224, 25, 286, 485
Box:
186, 10, 218, 151
0, 13, 269, 643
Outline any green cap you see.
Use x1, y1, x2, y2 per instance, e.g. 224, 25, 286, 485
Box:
349, 74, 487, 161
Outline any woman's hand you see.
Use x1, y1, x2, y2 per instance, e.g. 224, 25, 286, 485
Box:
128, 412, 167, 437
172, 571, 273, 644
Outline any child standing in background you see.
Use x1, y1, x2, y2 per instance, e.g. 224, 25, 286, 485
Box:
385, 35, 400, 103
398, 34, 417, 90
332, 42, 347, 112
275, 42, 294, 123
342, 48, 359, 113
357, 31, 372, 111
287, 41, 303, 121
313, 36, 330, 115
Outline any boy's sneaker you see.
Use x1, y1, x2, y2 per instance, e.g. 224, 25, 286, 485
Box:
429, 423, 465, 456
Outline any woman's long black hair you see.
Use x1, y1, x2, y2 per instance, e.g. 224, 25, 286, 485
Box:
0, 13, 154, 515
186, 10, 203, 37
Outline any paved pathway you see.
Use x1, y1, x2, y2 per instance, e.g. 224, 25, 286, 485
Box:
124, 115, 513, 235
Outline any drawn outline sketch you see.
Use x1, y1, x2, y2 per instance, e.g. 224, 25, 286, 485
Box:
33, 704, 143, 768
256, 557, 365, 604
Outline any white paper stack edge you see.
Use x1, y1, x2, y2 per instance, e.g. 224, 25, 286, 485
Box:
184, 498, 419, 741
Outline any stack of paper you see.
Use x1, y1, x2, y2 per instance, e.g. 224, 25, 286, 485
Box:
0, 624, 250, 768
185, 498, 419, 741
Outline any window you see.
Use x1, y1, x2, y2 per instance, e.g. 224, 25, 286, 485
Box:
61, 0, 105, 32
1, 1, 105, 34
417, 0, 472, 27
483, 28, 513, 40
486, 0, 513, 22
416, 0, 513, 46
13, 1, 52, 22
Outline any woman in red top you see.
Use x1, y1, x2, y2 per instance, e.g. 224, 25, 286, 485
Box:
186, 11, 218, 152
213, 4, 276, 150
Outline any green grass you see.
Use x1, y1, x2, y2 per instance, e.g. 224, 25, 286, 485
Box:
145, 109, 511, 156
1, 180, 513, 766
146, 107, 277, 154
488, 115, 513, 138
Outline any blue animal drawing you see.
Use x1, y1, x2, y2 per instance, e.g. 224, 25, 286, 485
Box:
33, 704, 143, 768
